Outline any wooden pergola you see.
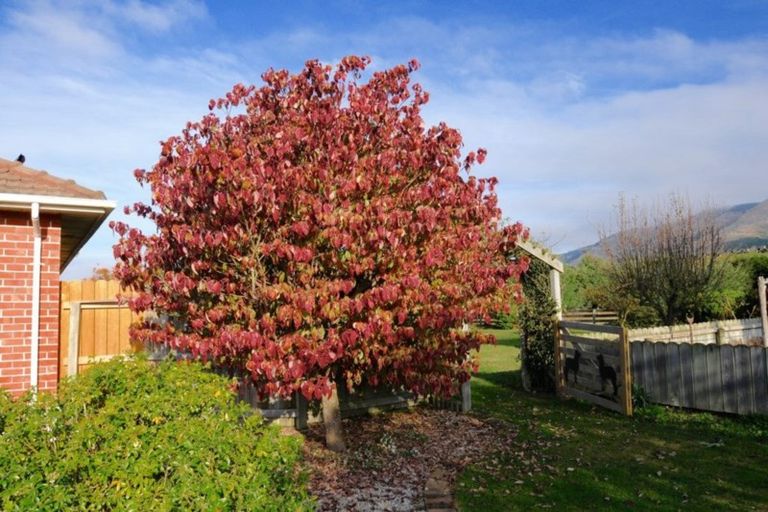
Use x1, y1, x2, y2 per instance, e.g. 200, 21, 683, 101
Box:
517, 239, 564, 319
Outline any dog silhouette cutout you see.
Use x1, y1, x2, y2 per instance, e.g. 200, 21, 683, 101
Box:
564, 350, 581, 384
597, 354, 619, 397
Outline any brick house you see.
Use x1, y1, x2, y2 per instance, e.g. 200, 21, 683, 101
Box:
0, 157, 114, 395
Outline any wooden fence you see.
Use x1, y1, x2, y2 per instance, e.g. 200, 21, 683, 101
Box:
59, 280, 138, 377
556, 321, 633, 415
563, 309, 619, 325
554, 316, 768, 416
631, 341, 768, 415
760, 276, 768, 346
628, 318, 764, 346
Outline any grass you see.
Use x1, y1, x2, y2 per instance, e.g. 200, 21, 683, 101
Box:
457, 329, 768, 511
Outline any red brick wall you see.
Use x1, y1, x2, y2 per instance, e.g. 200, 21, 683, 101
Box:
0, 211, 61, 395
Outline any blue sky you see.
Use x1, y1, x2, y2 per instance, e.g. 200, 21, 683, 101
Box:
1, 0, 767, 278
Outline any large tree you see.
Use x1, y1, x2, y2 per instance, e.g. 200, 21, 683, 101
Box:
112, 56, 527, 449
601, 194, 724, 325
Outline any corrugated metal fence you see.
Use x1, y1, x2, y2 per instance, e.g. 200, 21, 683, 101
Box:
631, 341, 768, 415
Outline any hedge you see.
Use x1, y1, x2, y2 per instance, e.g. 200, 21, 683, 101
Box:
0, 357, 312, 511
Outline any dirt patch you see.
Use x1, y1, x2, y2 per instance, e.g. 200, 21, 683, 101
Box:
302, 408, 517, 511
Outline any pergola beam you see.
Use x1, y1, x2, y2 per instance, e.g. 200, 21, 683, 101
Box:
517, 238, 565, 319
517, 239, 564, 273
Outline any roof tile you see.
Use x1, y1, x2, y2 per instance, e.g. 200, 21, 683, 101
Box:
0, 157, 106, 200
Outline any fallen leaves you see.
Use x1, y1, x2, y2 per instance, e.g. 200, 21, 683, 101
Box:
301, 408, 518, 511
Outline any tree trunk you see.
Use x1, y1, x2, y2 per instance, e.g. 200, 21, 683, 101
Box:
321, 384, 346, 452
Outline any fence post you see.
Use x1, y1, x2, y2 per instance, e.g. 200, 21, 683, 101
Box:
554, 320, 564, 396
619, 325, 633, 416
550, 269, 563, 320
759, 276, 768, 347
67, 302, 81, 377
460, 380, 472, 413
715, 322, 725, 345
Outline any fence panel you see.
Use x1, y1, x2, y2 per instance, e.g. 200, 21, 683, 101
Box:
751, 348, 768, 414
640, 343, 655, 401
679, 343, 693, 407
59, 279, 138, 377
721, 345, 737, 413
630, 340, 768, 415
664, 343, 681, 407
735, 347, 754, 414
707, 345, 723, 412
562, 309, 619, 325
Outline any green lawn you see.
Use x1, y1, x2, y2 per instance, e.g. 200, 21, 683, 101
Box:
458, 329, 768, 511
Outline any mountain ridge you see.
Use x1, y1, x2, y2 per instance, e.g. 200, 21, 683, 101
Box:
562, 199, 768, 264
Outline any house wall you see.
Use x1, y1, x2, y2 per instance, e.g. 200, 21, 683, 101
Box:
0, 211, 61, 395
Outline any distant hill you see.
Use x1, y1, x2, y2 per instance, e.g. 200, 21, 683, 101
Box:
562, 199, 768, 264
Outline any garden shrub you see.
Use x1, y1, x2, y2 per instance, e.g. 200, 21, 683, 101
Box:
0, 358, 312, 511
488, 306, 518, 329
708, 252, 768, 319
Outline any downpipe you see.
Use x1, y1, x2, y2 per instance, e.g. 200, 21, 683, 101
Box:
30, 203, 41, 392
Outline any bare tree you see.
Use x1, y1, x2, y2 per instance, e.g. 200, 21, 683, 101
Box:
601, 194, 724, 325
89, 266, 115, 281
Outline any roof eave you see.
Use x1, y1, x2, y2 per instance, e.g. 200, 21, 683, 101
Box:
0, 192, 116, 272
60, 211, 112, 271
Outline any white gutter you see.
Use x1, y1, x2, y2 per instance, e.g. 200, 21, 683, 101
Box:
0, 193, 115, 215
30, 203, 41, 392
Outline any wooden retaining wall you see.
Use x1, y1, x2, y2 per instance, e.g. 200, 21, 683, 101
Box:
229, 372, 471, 428
234, 380, 420, 427
631, 341, 768, 415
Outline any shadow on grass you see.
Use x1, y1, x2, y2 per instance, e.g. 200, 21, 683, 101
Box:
465, 338, 768, 512
474, 369, 522, 390
479, 328, 521, 349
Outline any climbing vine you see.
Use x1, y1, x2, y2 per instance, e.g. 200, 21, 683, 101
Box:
519, 257, 557, 392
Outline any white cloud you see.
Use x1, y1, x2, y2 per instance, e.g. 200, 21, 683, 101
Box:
105, 0, 207, 33
430, 76, 768, 251
0, 3, 766, 275
0, 0, 229, 278
3, 1, 121, 66
410, 26, 768, 251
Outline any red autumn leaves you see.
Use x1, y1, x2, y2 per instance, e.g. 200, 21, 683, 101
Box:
112, 55, 528, 402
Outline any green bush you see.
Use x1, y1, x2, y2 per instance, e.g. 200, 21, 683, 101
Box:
0, 358, 312, 511
488, 305, 518, 329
